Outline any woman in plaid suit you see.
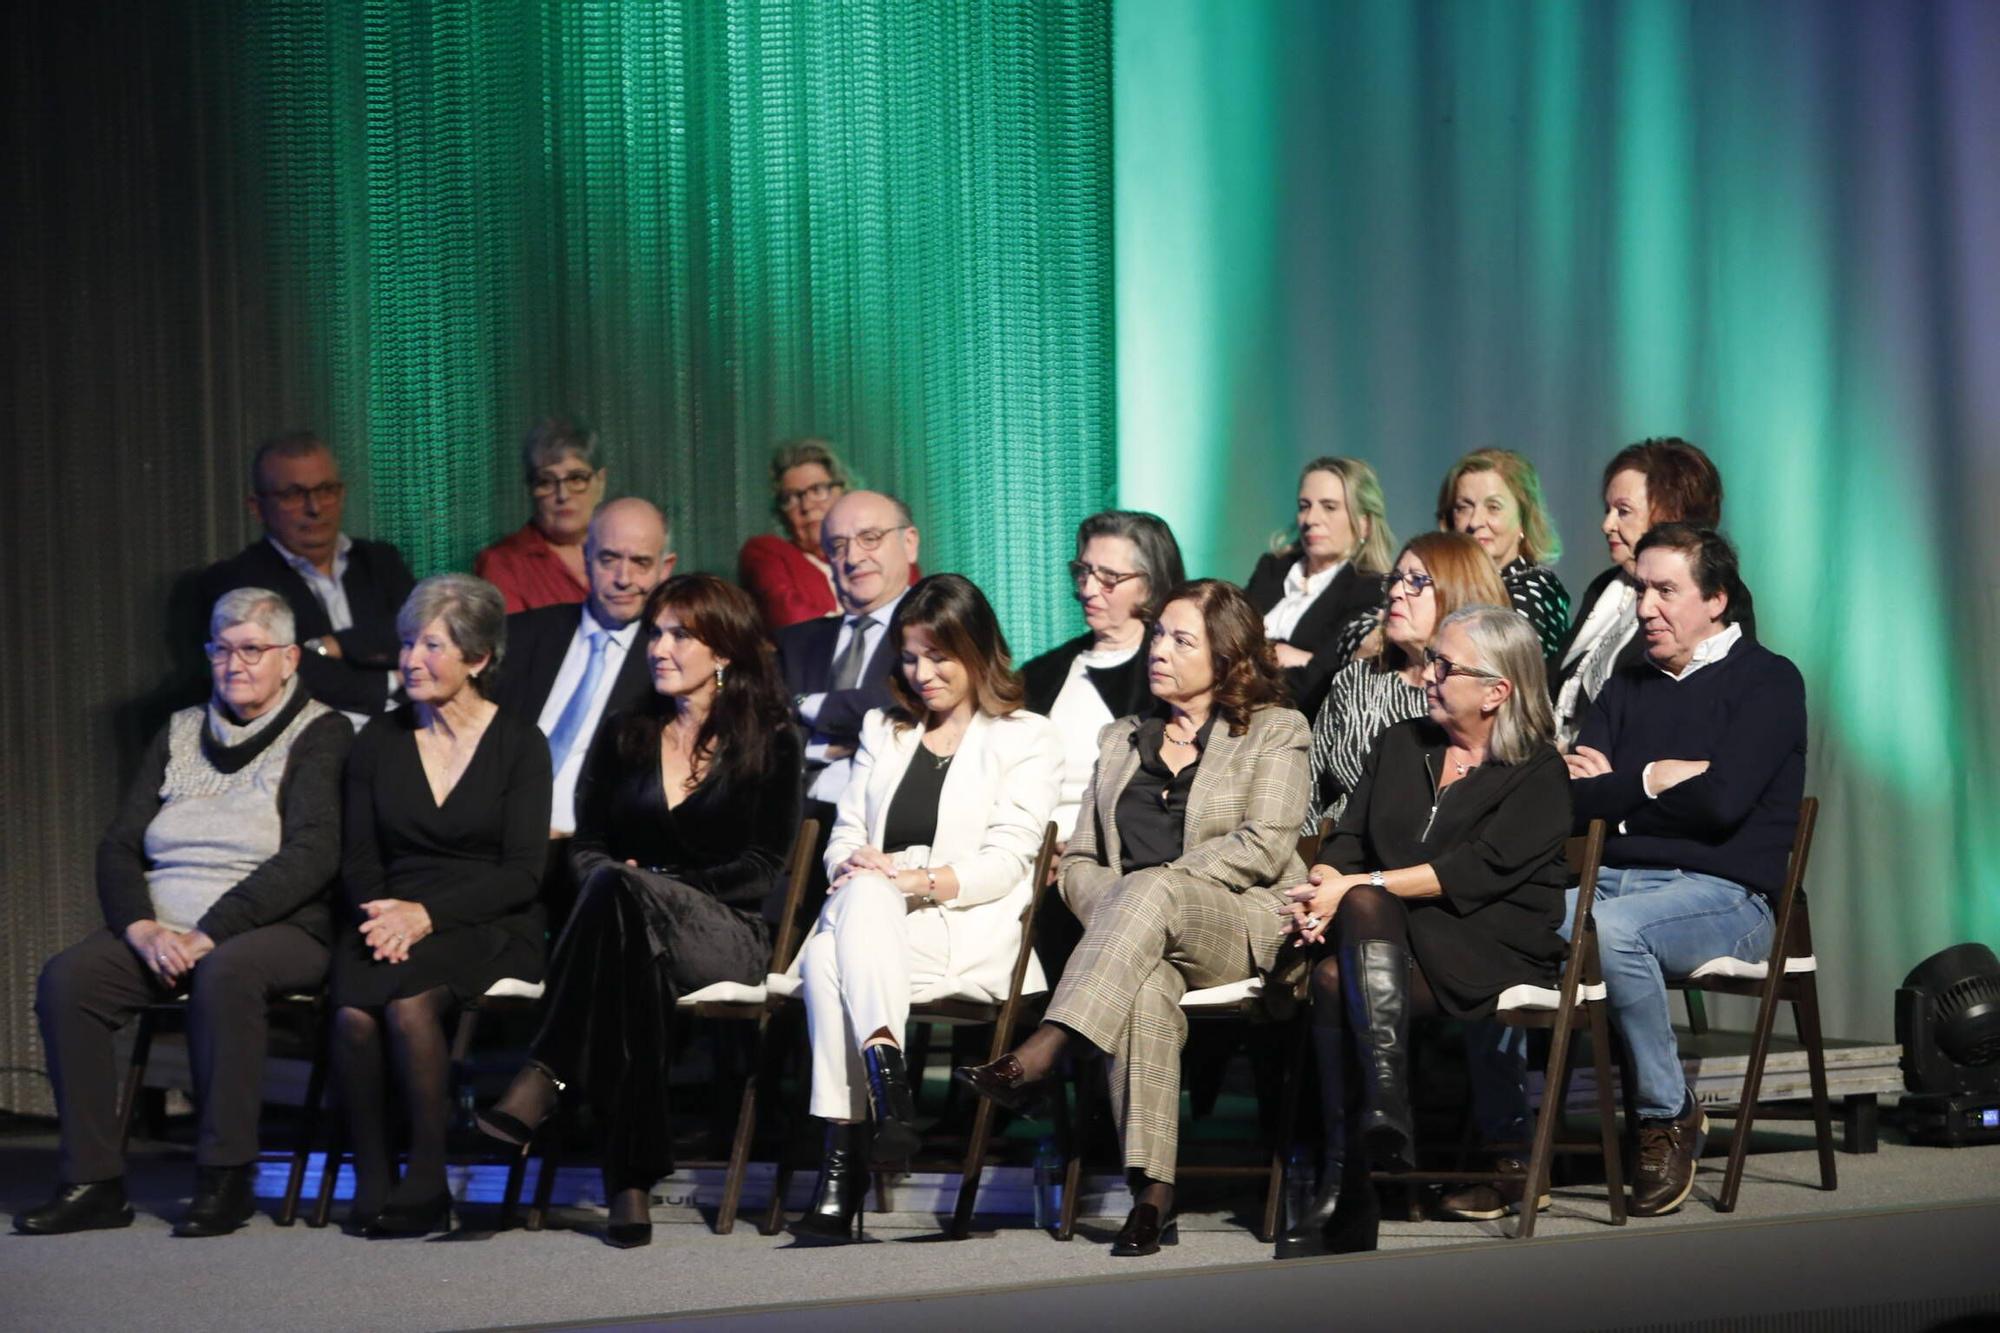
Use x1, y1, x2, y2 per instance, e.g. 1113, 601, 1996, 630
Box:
956, 579, 1312, 1257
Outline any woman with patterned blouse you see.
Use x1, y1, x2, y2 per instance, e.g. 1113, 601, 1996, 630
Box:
1434, 449, 1570, 660
1306, 533, 1507, 835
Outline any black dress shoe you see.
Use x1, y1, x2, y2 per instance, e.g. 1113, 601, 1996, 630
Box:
951, 1053, 1046, 1114
174, 1164, 258, 1237
364, 1191, 452, 1238
1110, 1203, 1177, 1257
15, 1180, 134, 1236
790, 1123, 869, 1243
864, 1045, 922, 1166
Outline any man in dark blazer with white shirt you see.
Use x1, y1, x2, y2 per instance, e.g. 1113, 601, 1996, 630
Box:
492, 498, 673, 926
773, 489, 920, 883
195, 433, 415, 722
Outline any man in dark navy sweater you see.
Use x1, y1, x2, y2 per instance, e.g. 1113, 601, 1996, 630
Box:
1564, 523, 1806, 1216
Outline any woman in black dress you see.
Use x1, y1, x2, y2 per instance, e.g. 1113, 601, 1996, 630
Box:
475, 575, 801, 1247
1275, 605, 1571, 1258
332, 574, 551, 1237
1243, 456, 1394, 717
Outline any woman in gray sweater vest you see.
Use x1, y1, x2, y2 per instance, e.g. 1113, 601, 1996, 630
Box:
19, 588, 352, 1240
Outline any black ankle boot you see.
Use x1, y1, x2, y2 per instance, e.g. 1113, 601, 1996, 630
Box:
15, 1179, 133, 1236
1343, 939, 1415, 1172
863, 1045, 921, 1167
173, 1164, 258, 1237
791, 1123, 870, 1242
1275, 1149, 1378, 1257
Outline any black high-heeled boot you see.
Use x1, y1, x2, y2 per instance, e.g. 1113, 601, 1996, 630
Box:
1343, 939, 1415, 1172
863, 1044, 921, 1166
1276, 1020, 1349, 1259
1276, 1144, 1378, 1257
790, 1122, 870, 1242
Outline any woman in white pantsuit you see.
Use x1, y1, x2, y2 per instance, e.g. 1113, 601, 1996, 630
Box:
790, 574, 1060, 1242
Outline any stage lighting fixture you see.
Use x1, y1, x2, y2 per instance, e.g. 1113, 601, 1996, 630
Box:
1895, 942, 2000, 1146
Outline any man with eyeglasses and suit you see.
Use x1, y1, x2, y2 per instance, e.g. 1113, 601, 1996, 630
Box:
774, 490, 922, 887
196, 432, 415, 728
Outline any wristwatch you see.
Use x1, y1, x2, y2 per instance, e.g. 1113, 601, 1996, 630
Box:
1368, 870, 1387, 890
303, 637, 331, 657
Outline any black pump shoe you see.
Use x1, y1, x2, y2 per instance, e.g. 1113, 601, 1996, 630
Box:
1344, 939, 1416, 1172
864, 1045, 922, 1166
174, 1164, 258, 1237
364, 1191, 452, 1238
1110, 1203, 1178, 1257
604, 1187, 654, 1249
15, 1179, 134, 1236
790, 1123, 869, 1243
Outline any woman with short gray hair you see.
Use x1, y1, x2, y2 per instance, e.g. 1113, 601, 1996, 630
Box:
21, 588, 353, 1239
329, 573, 551, 1237
475, 417, 606, 613
1275, 605, 1571, 1258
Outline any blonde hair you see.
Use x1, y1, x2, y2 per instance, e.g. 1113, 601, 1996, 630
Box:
1274, 456, 1396, 574
1439, 605, 1555, 765
1434, 448, 1563, 566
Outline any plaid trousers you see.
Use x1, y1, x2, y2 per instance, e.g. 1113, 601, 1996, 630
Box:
1045, 869, 1280, 1182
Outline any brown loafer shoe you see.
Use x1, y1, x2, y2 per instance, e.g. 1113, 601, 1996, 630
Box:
1436, 1156, 1552, 1221
952, 1053, 1047, 1113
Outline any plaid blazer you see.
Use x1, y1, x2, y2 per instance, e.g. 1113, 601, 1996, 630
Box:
1058, 704, 1313, 975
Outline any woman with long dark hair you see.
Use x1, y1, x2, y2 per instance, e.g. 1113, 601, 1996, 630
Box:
789, 573, 1061, 1241
475, 574, 802, 1248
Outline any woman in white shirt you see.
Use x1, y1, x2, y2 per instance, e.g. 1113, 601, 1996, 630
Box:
1243, 457, 1395, 717
790, 574, 1062, 1242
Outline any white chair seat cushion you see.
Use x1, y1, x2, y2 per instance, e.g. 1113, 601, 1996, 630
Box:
1181, 976, 1264, 1008
766, 971, 802, 1000
483, 977, 546, 1001
676, 979, 769, 1006
1686, 954, 1817, 981
1497, 980, 1607, 1010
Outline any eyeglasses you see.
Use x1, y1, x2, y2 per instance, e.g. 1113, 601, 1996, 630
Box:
530, 470, 598, 497
1422, 648, 1502, 683
1384, 570, 1436, 597
258, 482, 345, 509
824, 525, 909, 560
1069, 561, 1146, 593
778, 480, 840, 510
204, 641, 292, 667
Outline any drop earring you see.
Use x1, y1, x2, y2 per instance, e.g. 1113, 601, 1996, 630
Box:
714, 665, 726, 690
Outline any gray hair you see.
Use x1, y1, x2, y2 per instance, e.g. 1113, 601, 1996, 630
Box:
209, 587, 296, 645
249, 430, 332, 491
520, 417, 600, 484
396, 574, 508, 685
1439, 604, 1555, 765
767, 438, 854, 519
1075, 510, 1187, 621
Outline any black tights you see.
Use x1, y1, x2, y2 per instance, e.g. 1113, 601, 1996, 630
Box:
333, 986, 456, 1215
1307, 886, 1438, 1168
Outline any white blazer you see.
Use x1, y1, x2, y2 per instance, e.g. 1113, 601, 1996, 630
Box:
824, 707, 1062, 1000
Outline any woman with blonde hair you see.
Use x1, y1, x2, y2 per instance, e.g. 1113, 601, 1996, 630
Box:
1435, 448, 1570, 658
1244, 456, 1395, 716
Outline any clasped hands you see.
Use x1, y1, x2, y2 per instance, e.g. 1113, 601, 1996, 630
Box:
829, 844, 936, 900
1563, 745, 1709, 796
357, 899, 434, 964
123, 920, 215, 988
1278, 865, 1369, 949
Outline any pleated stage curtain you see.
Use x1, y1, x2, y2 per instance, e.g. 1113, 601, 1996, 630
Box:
1, 1, 1112, 1114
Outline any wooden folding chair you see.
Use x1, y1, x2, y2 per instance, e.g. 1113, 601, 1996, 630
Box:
115, 990, 332, 1228
1664, 796, 1833, 1212
1383, 819, 1627, 1237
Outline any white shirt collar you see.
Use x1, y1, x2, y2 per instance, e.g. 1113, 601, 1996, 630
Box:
1283, 557, 1344, 600
267, 531, 352, 579
846, 585, 909, 629
1657, 621, 1743, 682
581, 602, 642, 648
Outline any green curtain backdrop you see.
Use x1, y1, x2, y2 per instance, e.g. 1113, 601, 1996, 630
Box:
1, 0, 1111, 1115
1116, 0, 2000, 1041
238, 0, 1114, 651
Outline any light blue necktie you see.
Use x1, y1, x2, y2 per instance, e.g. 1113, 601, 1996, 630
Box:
546, 628, 610, 772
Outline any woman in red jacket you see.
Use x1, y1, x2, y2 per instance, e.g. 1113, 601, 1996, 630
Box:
739, 440, 916, 630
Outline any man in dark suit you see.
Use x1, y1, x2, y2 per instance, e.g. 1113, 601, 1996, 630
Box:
774, 489, 920, 837
196, 432, 414, 724
491, 497, 673, 926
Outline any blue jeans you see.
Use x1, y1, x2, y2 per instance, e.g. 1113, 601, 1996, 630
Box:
1564, 867, 1774, 1120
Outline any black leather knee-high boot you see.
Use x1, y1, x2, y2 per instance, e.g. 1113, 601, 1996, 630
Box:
1343, 939, 1415, 1172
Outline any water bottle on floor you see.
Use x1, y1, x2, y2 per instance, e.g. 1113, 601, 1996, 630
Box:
1284, 1145, 1314, 1232
1032, 1136, 1061, 1230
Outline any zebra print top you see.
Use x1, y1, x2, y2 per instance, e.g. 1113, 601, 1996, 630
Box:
1305, 659, 1429, 835
1501, 558, 1571, 660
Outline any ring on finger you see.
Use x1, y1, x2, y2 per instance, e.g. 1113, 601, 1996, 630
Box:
1303, 915, 1322, 932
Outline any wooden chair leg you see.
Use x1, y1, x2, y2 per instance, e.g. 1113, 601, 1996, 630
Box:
1794, 982, 1839, 1192
279, 1026, 331, 1226
310, 1116, 345, 1229
1717, 967, 1790, 1214
1048, 1072, 1078, 1241
1259, 1017, 1309, 1244
949, 1093, 998, 1239
717, 1026, 766, 1236
1587, 1001, 1627, 1225
1516, 1006, 1577, 1241
115, 1010, 160, 1156
1057, 1061, 1091, 1242
498, 1143, 528, 1231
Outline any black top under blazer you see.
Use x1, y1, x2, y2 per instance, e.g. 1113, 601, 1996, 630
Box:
1244, 552, 1385, 719
490, 602, 656, 727
197, 536, 416, 716
570, 718, 806, 923
1321, 719, 1571, 1018
1021, 631, 1155, 718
